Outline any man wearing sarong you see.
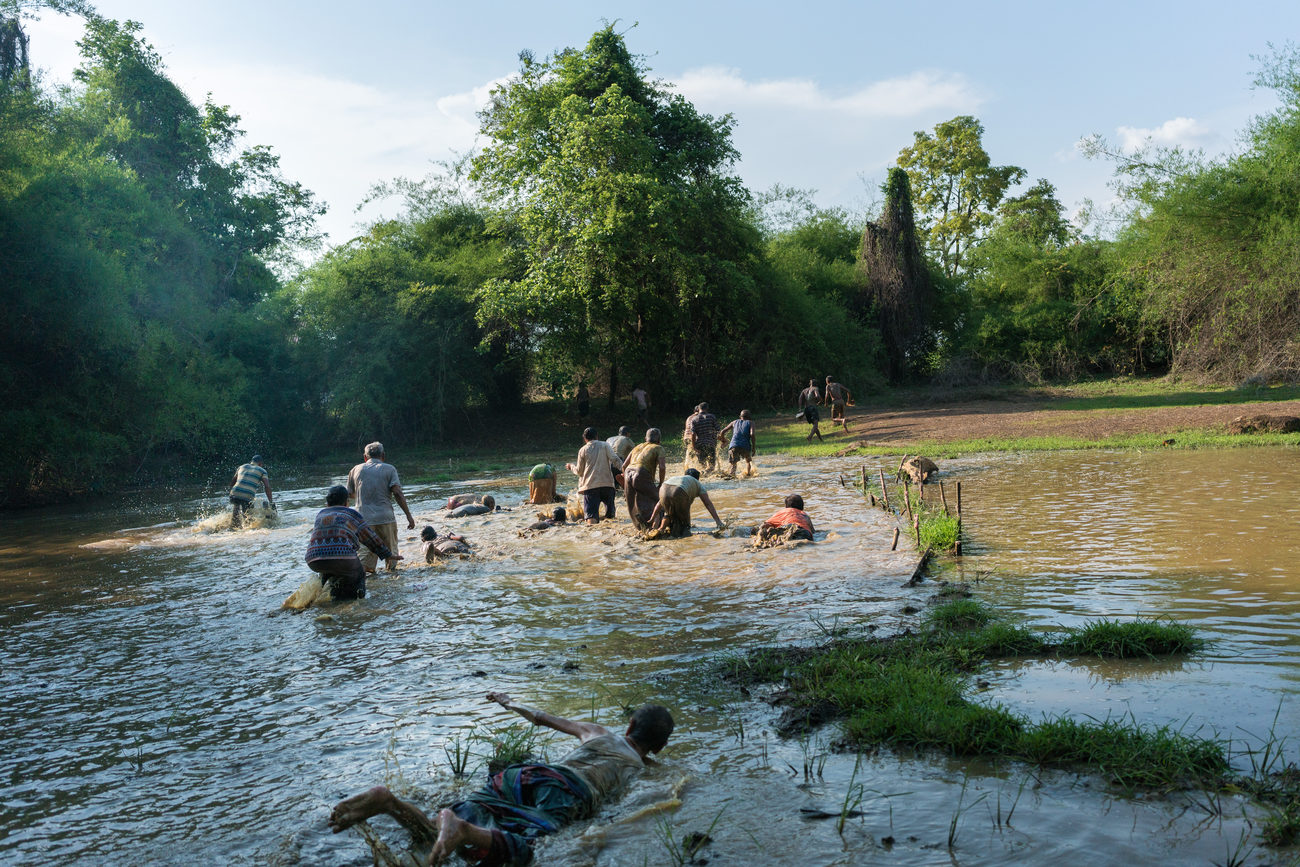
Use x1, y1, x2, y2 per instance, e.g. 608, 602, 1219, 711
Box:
525, 464, 560, 505
328, 692, 675, 867
824, 376, 853, 433
623, 428, 667, 529
757, 493, 815, 544
647, 467, 723, 538
305, 485, 401, 600
683, 402, 720, 473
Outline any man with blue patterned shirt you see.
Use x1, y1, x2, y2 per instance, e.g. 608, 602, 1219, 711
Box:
228, 455, 274, 528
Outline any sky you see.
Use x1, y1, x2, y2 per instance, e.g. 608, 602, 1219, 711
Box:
21, 0, 1300, 248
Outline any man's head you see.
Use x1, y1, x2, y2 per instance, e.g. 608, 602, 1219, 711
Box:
685, 467, 701, 480
646, 427, 662, 444
625, 704, 675, 754
326, 484, 348, 506
420, 525, 438, 541
740, 409, 751, 420
808, 379, 815, 387
698, 401, 710, 412
482, 494, 496, 510
825, 375, 833, 383
551, 506, 567, 523
784, 493, 805, 510
618, 425, 631, 437
582, 426, 597, 442
251, 454, 264, 466
364, 441, 384, 459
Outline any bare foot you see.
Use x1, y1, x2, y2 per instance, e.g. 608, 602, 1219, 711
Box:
328, 785, 392, 833
428, 808, 471, 863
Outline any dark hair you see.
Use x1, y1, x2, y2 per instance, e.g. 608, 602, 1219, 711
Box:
326, 485, 348, 506
627, 704, 674, 753
740, 409, 751, 420
685, 467, 701, 480
551, 506, 566, 522
784, 493, 804, 510
251, 454, 263, 463
698, 401, 709, 411
583, 427, 597, 441
420, 525, 438, 541
618, 425, 631, 437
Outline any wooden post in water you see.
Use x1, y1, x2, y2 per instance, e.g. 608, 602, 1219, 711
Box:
839, 473, 845, 487
939, 481, 950, 515
896, 454, 909, 482
879, 468, 890, 510
869, 493, 877, 507
914, 515, 921, 548
861, 464, 868, 491
955, 539, 963, 556
918, 479, 925, 504
902, 478, 913, 519
891, 527, 900, 550
956, 480, 963, 553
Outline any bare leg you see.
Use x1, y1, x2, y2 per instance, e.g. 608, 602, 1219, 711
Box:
429, 808, 495, 864
329, 785, 439, 847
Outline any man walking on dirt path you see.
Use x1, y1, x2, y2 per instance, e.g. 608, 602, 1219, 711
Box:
825, 376, 853, 433
347, 442, 415, 573
328, 692, 674, 867
228, 455, 274, 528
684, 402, 720, 473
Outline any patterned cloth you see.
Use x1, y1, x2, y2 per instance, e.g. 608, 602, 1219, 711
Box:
304, 506, 393, 563
229, 463, 267, 503
685, 412, 720, 447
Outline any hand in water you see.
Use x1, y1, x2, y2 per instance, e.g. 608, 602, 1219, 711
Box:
486, 692, 512, 707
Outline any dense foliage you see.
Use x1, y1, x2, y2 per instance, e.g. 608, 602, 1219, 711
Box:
3, 8, 1297, 504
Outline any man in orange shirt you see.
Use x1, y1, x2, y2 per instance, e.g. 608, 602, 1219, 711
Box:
758, 494, 815, 543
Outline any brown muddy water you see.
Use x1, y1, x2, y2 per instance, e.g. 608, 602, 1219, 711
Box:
1, 447, 1297, 865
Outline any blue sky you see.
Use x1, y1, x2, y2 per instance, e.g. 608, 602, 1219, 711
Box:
23, 1, 1300, 246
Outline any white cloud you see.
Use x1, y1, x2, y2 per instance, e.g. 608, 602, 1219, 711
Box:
675, 67, 980, 118
1116, 116, 1214, 152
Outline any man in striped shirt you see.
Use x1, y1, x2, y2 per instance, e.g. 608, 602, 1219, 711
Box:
229, 455, 274, 528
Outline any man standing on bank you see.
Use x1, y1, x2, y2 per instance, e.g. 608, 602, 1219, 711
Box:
347, 441, 415, 573
228, 454, 274, 528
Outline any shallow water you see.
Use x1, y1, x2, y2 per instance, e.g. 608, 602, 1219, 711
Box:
1, 447, 1297, 865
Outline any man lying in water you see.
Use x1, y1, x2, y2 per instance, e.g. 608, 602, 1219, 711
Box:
329, 692, 674, 866
421, 525, 471, 558
756, 493, 815, 545
522, 506, 568, 533
448, 495, 496, 518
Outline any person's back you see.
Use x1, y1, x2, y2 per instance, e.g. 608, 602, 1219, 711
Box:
662, 473, 701, 501
554, 731, 646, 806
625, 441, 663, 474
729, 418, 753, 450
606, 434, 635, 461
231, 462, 267, 502
348, 459, 398, 525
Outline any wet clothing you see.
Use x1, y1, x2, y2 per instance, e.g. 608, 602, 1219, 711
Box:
799, 405, 821, 425
581, 487, 616, 521
450, 734, 644, 867
229, 462, 268, 504
422, 538, 470, 559
449, 503, 493, 518
728, 447, 752, 464
347, 460, 401, 526
305, 506, 392, 600
763, 507, 814, 535
685, 412, 720, 449
605, 435, 635, 461
826, 382, 850, 419
624, 442, 664, 475
447, 493, 484, 510
528, 464, 555, 481
658, 475, 703, 537
727, 419, 753, 451
572, 441, 623, 492
624, 467, 659, 529
360, 521, 399, 573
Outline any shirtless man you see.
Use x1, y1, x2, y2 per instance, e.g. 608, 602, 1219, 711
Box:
824, 376, 853, 433
328, 693, 674, 866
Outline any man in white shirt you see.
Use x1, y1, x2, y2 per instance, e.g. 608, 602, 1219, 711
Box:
565, 427, 623, 524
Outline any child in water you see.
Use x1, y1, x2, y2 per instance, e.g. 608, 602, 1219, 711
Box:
421, 525, 471, 559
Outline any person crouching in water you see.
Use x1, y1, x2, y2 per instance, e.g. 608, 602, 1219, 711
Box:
647, 467, 723, 538
305, 485, 402, 600
623, 428, 667, 530
421, 525, 471, 558
757, 494, 815, 544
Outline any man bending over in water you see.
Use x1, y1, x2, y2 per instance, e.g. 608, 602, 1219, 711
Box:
329, 693, 674, 866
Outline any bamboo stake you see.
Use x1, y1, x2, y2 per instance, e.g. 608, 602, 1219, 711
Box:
896, 454, 909, 482
878, 468, 890, 510
890, 527, 900, 550
869, 493, 877, 507
860, 464, 868, 491
902, 478, 913, 519
939, 481, 950, 515
905, 547, 933, 587
955, 539, 963, 556
839, 473, 845, 487
914, 515, 921, 548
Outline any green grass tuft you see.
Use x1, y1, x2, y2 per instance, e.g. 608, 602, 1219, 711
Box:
927, 599, 995, 631
1056, 617, 1205, 658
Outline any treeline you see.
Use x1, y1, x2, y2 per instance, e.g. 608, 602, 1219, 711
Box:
2, 7, 1298, 503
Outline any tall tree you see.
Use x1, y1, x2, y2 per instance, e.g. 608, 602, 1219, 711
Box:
858, 168, 933, 382
897, 115, 1025, 278
470, 26, 761, 405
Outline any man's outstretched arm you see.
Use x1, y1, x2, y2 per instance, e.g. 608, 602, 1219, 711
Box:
486, 692, 609, 742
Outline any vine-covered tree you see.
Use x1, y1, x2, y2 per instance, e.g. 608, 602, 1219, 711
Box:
897, 115, 1025, 278
858, 168, 933, 382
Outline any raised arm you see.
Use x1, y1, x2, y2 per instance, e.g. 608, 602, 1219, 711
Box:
485, 692, 608, 742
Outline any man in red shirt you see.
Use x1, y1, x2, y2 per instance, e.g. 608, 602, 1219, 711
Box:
758, 494, 815, 544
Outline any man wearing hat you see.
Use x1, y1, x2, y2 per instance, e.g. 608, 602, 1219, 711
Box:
229, 455, 274, 528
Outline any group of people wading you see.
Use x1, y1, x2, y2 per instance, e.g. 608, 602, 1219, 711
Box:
229, 384, 844, 865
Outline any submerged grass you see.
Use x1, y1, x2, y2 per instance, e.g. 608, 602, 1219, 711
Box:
726, 600, 1230, 792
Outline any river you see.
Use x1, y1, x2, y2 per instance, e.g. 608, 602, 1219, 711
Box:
1, 447, 1296, 865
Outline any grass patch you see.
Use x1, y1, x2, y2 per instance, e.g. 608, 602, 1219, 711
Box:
918, 508, 960, 551
724, 601, 1227, 792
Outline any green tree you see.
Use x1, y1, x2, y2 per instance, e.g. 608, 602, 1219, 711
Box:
470, 26, 762, 405
897, 115, 1025, 278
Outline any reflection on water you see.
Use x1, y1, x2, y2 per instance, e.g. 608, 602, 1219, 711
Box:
1, 448, 1297, 865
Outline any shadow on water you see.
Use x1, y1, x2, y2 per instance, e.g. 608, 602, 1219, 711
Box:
0, 448, 1297, 864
